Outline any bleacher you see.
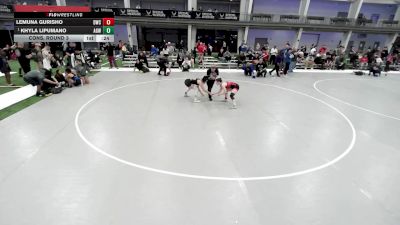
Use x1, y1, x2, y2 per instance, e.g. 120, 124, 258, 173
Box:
121, 53, 400, 72
122, 54, 179, 68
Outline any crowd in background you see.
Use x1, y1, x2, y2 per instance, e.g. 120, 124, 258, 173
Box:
127, 38, 400, 78
0, 42, 102, 96
236, 41, 399, 76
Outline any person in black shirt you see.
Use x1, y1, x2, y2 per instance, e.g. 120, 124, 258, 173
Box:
134, 59, 149, 73
177, 50, 184, 68
42, 69, 59, 93
206, 65, 219, 101
218, 48, 224, 61
157, 54, 169, 76
367, 48, 374, 65
255, 60, 267, 77
106, 43, 118, 69
0, 48, 14, 86
349, 46, 358, 69
14, 42, 32, 75
138, 51, 149, 67
381, 46, 389, 59
237, 53, 246, 66
64, 42, 76, 67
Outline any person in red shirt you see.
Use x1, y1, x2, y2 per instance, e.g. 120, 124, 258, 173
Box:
360, 55, 368, 69
262, 50, 269, 65
197, 42, 206, 64
319, 45, 327, 55
213, 78, 240, 109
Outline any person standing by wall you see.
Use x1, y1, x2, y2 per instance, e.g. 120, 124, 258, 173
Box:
283, 48, 292, 75
42, 45, 52, 71
269, 45, 278, 66
13, 42, 32, 76
106, 43, 118, 69
0, 48, 14, 86
207, 43, 213, 56
269, 53, 281, 77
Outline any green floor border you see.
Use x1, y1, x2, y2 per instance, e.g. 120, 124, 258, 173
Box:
0, 56, 114, 121
0, 96, 44, 121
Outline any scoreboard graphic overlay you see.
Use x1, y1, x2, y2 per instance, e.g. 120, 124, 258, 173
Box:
14, 12, 115, 42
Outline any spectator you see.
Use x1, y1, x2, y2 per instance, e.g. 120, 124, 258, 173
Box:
237, 52, 246, 66
289, 48, 297, 72
41, 69, 59, 94
42, 45, 52, 70
349, 46, 358, 69
218, 48, 224, 61
106, 43, 118, 69
297, 49, 304, 61
319, 45, 327, 55
269, 45, 278, 66
384, 54, 393, 74
305, 54, 315, 69
0, 48, 14, 86
310, 44, 317, 56
283, 48, 292, 75
121, 43, 128, 59
14, 42, 32, 76
207, 43, 213, 56
192, 47, 197, 64
262, 50, 269, 65
182, 57, 191, 72
23, 69, 58, 96
64, 68, 81, 87
369, 58, 382, 76
117, 40, 124, 58
301, 45, 307, 56
134, 59, 150, 73
255, 42, 261, 52
367, 48, 374, 65
32, 43, 43, 69
74, 60, 89, 84
64, 42, 76, 67
335, 55, 346, 70
223, 50, 232, 62
54, 69, 66, 86
359, 55, 369, 70
197, 42, 206, 64
157, 54, 169, 76
255, 59, 267, 77
246, 50, 254, 60
269, 53, 282, 77
239, 42, 248, 54
314, 54, 324, 70
381, 46, 389, 59
325, 50, 334, 70
177, 50, 184, 68
150, 45, 159, 57
242, 62, 255, 78
138, 51, 149, 68
166, 42, 175, 55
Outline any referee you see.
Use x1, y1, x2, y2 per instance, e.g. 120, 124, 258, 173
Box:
206, 64, 219, 101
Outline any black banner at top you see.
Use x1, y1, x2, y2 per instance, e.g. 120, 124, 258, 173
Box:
93, 8, 239, 21
0, 4, 12, 13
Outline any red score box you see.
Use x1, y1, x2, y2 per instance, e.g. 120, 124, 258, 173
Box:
102, 18, 115, 26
